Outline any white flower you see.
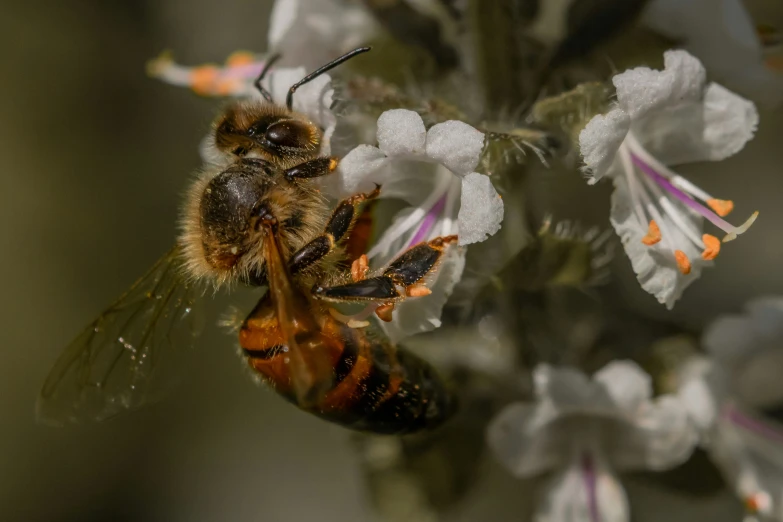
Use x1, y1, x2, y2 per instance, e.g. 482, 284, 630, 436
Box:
147, 52, 337, 159
269, 0, 379, 70
488, 361, 697, 522
579, 49, 759, 309
337, 109, 503, 341
642, 0, 783, 107
678, 298, 783, 520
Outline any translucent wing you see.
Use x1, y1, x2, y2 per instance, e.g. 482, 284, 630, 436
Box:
37, 246, 203, 426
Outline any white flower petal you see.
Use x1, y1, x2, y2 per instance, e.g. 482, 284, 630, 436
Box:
268, 0, 298, 49
336, 145, 389, 195
425, 120, 485, 176
594, 360, 653, 414
486, 401, 563, 477
457, 173, 504, 245
614, 50, 705, 121
376, 109, 427, 157
610, 395, 697, 471
578, 108, 630, 183
632, 82, 758, 165
609, 175, 707, 309
378, 246, 465, 343
536, 453, 630, 522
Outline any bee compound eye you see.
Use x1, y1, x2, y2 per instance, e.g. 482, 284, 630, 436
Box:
264, 120, 311, 149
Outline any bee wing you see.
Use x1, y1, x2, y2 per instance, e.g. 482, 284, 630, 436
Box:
37, 246, 204, 426
259, 225, 335, 407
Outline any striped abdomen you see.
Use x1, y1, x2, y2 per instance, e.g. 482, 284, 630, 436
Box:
239, 295, 455, 434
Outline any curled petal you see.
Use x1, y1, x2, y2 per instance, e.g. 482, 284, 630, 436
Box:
579, 108, 630, 183
425, 120, 485, 176
536, 453, 630, 522
614, 50, 706, 120
594, 360, 653, 414
378, 246, 466, 343
376, 109, 427, 157
633, 82, 758, 165
610, 395, 697, 471
457, 173, 504, 245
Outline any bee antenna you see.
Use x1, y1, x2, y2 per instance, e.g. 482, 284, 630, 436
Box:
254, 53, 283, 102
286, 47, 371, 111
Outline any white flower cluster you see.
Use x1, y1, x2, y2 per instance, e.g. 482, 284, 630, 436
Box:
147, 1, 783, 521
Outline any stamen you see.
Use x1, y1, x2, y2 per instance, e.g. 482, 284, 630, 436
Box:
351, 254, 369, 282
347, 319, 370, 329
630, 153, 758, 242
707, 199, 734, 217
375, 303, 395, 322
701, 234, 721, 260
674, 250, 692, 275
641, 220, 661, 245
409, 192, 447, 246
191, 66, 220, 96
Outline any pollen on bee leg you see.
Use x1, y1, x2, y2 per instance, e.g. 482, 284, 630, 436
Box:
701, 234, 721, 260
225, 51, 255, 67
406, 284, 432, 297
351, 254, 369, 282
375, 303, 395, 322
707, 199, 734, 217
641, 220, 662, 246
674, 250, 692, 275
190, 66, 220, 96
328, 157, 339, 171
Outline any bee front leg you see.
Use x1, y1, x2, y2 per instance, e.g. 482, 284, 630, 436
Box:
284, 157, 339, 181
288, 186, 381, 275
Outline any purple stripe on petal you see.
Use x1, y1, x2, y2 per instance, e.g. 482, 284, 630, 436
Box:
408, 192, 448, 246
581, 453, 600, 522
630, 153, 736, 234
724, 404, 783, 444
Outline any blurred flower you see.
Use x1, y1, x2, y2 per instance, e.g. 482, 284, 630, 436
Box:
579, 49, 759, 309
488, 361, 697, 522
148, 51, 337, 159
642, 0, 783, 107
269, 0, 379, 69
678, 298, 783, 520
338, 108, 501, 341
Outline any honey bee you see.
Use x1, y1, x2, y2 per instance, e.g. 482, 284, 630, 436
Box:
38, 48, 457, 433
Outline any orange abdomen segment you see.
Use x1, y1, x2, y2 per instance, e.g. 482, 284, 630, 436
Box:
239, 296, 455, 434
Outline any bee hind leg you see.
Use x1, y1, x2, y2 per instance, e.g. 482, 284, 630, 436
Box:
311, 235, 458, 321
284, 157, 339, 181
288, 186, 381, 275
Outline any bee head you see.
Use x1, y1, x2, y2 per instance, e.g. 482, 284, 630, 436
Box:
213, 102, 322, 165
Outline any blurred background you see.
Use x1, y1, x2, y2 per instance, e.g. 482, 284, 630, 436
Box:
1, 1, 782, 521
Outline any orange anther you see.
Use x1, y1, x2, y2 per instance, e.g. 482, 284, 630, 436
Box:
707, 199, 734, 217
641, 220, 661, 245
701, 234, 721, 260
225, 51, 255, 67
351, 254, 369, 282
215, 78, 241, 96
674, 250, 692, 275
406, 284, 432, 297
329, 157, 339, 171
375, 303, 395, 322
190, 65, 219, 96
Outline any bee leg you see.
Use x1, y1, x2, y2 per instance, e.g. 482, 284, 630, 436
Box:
284, 157, 339, 181
311, 235, 458, 302
289, 186, 381, 275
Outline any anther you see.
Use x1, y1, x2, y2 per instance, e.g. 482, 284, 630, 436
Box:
674, 250, 692, 275
226, 51, 254, 67
191, 66, 219, 96
707, 199, 734, 217
351, 254, 369, 282
641, 220, 662, 246
375, 303, 395, 322
406, 284, 432, 297
701, 234, 721, 261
